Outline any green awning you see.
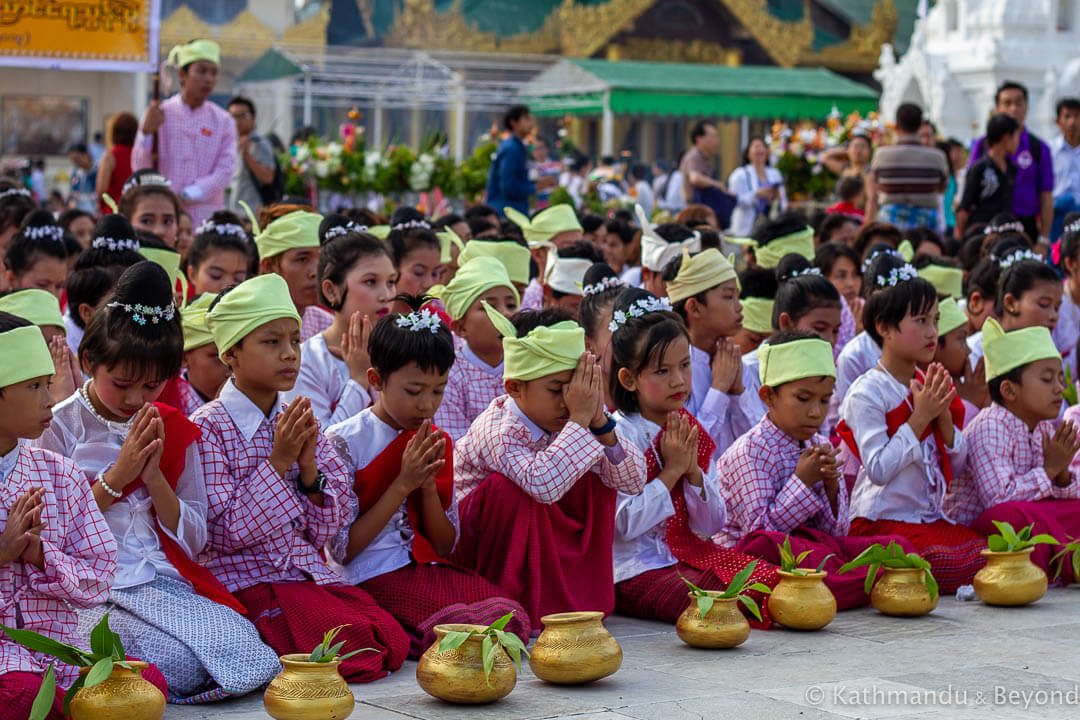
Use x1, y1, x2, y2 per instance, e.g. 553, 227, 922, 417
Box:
237, 48, 304, 84
521, 58, 878, 120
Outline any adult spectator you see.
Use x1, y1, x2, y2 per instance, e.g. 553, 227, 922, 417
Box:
919, 119, 937, 147
530, 135, 562, 208
629, 163, 654, 216
968, 81, 1053, 244
95, 111, 137, 215
1051, 97, 1080, 240
658, 153, 685, 213
133, 39, 236, 227
822, 132, 872, 179
227, 95, 277, 214
727, 137, 786, 236
866, 103, 948, 229
89, 131, 106, 164
486, 105, 552, 216
67, 143, 97, 214
679, 121, 728, 207
956, 114, 1021, 241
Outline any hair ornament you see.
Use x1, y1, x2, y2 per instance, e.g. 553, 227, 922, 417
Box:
324, 222, 367, 241
1065, 218, 1080, 236
582, 275, 624, 296
874, 263, 918, 288
122, 172, 172, 196
789, 267, 822, 278
106, 301, 176, 326
23, 225, 64, 243
0, 188, 31, 200
92, 236, 140, 252
983, 221, 1025, 236
196, 220, 247, 238
395, 308, 441, 334
999, 248, 1040, 270
390, 219, 431, 232
862, 247, 902, 274
608, 296, 672, 332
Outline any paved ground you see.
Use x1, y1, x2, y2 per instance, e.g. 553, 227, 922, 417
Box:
168, 587, 1080, 719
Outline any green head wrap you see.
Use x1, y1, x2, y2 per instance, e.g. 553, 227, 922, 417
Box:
254, 211, 322, 261
982, 318, 1061, 381
482, 302, 585, 381
457, 240, 531, 286
730, 226, 814, 269
206, 274, 301, 359
167, 39, 221, 68
917, 264, 964, 299
741, 296, 775, 334
937, 296, 967, 336
430, 257, 519, 321
504, 205, 582, 249
0, 289, 64, 329
0, 326, 55, 388
182, 292, 218, 352
758, 337, 836, 388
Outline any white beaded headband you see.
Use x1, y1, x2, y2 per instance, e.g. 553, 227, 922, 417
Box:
395, 308, 441, 334
324, 222, 367, 241
106, 301, 176, 326
122, 172, 172, 196
999, 248, 1040, 270
874, 263, 918, 288
22, 225, 64, 243
983, 221, 1025, 236
391, 219, 431, 232
789, 267, 822, 278
609, 296, 672, 332
862, 248, 901, 274
196, 220, 247, 238
92, 236, 140, 252
0, 188, 31, 200
582, 276, 624, 296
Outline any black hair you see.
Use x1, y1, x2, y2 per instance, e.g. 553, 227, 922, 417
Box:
499, 218, 523, 239
65, 267, 116, 330
775, 253, 813, 284
896, 103, 924, 133
5, 210, 68, 276
344, 207, 383, 227
740, 137, 768, 166
854, 222, 902, 258
0, 188, 35, 235
57, 208, 93, 233
611, 208, 634, 225
697, 228, 721, 250
318, 232, 393, 310
79, 261, 183, 382
467, 218, 496, 238
509, 306, 574, 338
773, 273, 841, 329
835, 176, 864, 203
227, 95, 256, 117
503, 104, 530, 130
368, 294, 455, 378
579, 263, 623, 339
110, 112, 139, 147
988, 364, 1026, 405
751, 210, 809, 249
386, 207, 438, 267
432, 213, 464, 231
187, 210, 253, 274
579, 214, 605, 235
556, 239, 604, 263
1058, 212, 1080, 272
318, 212, 363, 245
609, 287, 689, 414
816, 213, 860, 246
690, 121, 714, 144
605, 220, 636, 247
740, 267, 776, 297
768, 328, 818, 347
655, 223, 695, 244
996, 81, 1029, 104
1056, 97, 1080, 118
814, 241, 861, 278
0, 310, 32, 334
986, 113, 1020, 146
119, 169, 181, 219
995, 257, 1060, 317
903, 226, 947, 257
464, 204, 496, 221
862, 252, 938, 347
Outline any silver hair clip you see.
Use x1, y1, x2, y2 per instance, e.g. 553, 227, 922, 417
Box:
196, 220, 247, 238
999, 248, 1040, 270
390, 219, 431, 232
1066, 219, 1080, 235
862, 248, 901, 274
983, 221, 1025, 236
875, 263, 918, 288
790, 267, 822, 278
582, 276, 624, 296
323, 222, 365, 241
122, 172, 172, 196
0, 188, 31, 200
106, 301, 176, 326
23, 225, 64, 243
92, 236, 140, 252
609, 296, 672, 332
395, 308, 441, 334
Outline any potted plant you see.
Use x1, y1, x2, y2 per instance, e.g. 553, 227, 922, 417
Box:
767, 536, 837, 631
263, 624, 370, 720
838, 542, 939, 616
529, 611, 622, 685
675, 561, 772, 648
2, 613, 165, 720
416, 612, 526, 704
1052, 537, 1080, 584
974, 521, 1056, 606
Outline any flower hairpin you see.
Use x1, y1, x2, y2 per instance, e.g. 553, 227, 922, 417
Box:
395, 308, 441, 334
107, 301, 176, 326
582, 276, 624, 296
1066, 219, 1080, 236
999, 248, 1040, 270
862, 248, 901, 274
608, 296, 672, 332
390, 219, 431, 232
874, 263, 918, 288
983, 221, 1025, 236
196, 221, 247, 238
790, 267, 822, 278
0, 188, 31, 200
323, 222, 368, 241
23, 225, 64, 243
121, 173, 171, 196
92, 236, 141, 252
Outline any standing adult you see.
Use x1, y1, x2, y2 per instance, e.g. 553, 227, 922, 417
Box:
679, 121, 727, 202
133, 39, 237, 228
95, 111, 137, 214
486, 105, 553, 217
822, 132, 872, 179
1051, 97, 1080, 240
727, 137, 787, 237
968, 81, 1053, 245
865, 103, 948, 230
227, 96, 277, 215
529, 135, 562, 209
67, 143, 97, 214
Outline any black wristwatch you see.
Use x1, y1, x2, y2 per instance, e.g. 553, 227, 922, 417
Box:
590, 412, 617, 436
297, 471, 327, 495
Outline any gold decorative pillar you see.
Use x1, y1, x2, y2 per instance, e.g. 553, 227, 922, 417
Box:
640, 117, 655, 163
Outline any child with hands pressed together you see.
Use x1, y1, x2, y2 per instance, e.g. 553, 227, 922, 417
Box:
175, 293, 230, 415
193, 273, 408, 683
0, 312, 118, 720
0, 289, 82, 404
452, 306, 646, 622
251, 206, 325, 343
326, 297, 529, 656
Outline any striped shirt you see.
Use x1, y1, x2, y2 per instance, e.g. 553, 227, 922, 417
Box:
870, 136, 948, 209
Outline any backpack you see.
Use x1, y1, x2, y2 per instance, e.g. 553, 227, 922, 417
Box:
247, 136, 284, 206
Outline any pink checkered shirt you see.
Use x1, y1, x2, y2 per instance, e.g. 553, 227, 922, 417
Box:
947, 403, 1080, 526
190, 380, 351, 592
301, 306, 334, 344
132, 94, 237, 227
0, 445, 116, 686
714, 416, 849, 546
454, 394, 646, 504
433, 343, 505, 441
836, 294, 856, 361
175, 375, 206, 417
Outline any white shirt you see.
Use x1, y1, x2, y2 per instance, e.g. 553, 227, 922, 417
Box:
325, 408, 459, 585
620, 265, 643, 289
610, 411, 726, 583
727, 164, 787, 236
34, 390, 207, 590
1051, 134, 1080, 204
740, 348, 768, 430
63, 309, 83, 356
661, 170, 685, 213
967, 330, 984, 369
1054, 281, 1080, 375
686, 343, 759, 458
841, 367, 966, 523
831, 331, 881, 435
287, 333, 373, 429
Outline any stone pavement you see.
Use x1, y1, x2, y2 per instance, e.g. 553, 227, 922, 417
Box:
168, 588, 1080, 719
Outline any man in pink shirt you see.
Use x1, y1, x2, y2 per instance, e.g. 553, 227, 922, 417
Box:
133, 39, 236, 227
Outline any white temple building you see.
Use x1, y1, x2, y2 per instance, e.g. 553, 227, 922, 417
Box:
877, 0, 1080, 143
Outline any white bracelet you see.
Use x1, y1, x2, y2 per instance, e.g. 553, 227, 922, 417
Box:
97, 472, 122, 499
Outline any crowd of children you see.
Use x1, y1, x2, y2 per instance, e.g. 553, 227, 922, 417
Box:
3, 166, 1080, 712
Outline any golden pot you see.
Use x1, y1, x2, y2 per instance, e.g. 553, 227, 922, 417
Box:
68, 661, 165, 720
974, 548, 1048, 606
263, 654, 354, 720
870, 567, 938, 617
675, 593, 750, 648
416, 624, 516, 704
529, 611, 622, 684
769, 570, 837, 630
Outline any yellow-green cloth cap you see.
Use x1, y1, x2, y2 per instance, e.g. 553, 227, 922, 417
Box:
0, 325, 55, 388
482, 301, 585, 381
544, 255, 592, 296
898, 239, 915, 262
918, 264, 963, 299
167, 39, 220, 67
458, 240, 531, 286
436, 227, 466, 265
741, 296, 774, 334
937, 296, 967, 336
254, 210, 322, 260
757, 337, 836, 387
139, 246, 189, 305
0, 289, 64, 329
982, 317, 1061, 381
429, 257, 519, 321
206, 274, 301, 359
729, 226, 814, 269
182, 293, 218, 352
666, 248, 738, 304
504, 205, 582, 249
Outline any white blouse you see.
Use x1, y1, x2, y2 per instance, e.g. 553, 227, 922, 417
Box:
686, 343, 760, 458
610, 411, 727, 583
727, 164, 787, 237
287, 333, 373, 429
1054, 282, 1080, 374
34, 390, 207, 589
831, 331, 881, 436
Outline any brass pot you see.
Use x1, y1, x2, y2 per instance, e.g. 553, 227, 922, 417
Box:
769, 570, 837, 630
974, 548, 1048, 606
870, 567, 938, 617
529, 611, 622, 684
675, 593, 750, 648
263, 654, 355, 720
416, 624, 516, 704
68, 661, 165, 720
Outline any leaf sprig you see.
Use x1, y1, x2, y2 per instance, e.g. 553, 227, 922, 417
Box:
1052, 538, 1080, 582
680, 560, 773, 622
777, 535, 835, 575
435, 612, 528, 688
837, 542, 940, 601
987, 521, 1058, 553
308, 624, 376, 664
3, 613, 131, 720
